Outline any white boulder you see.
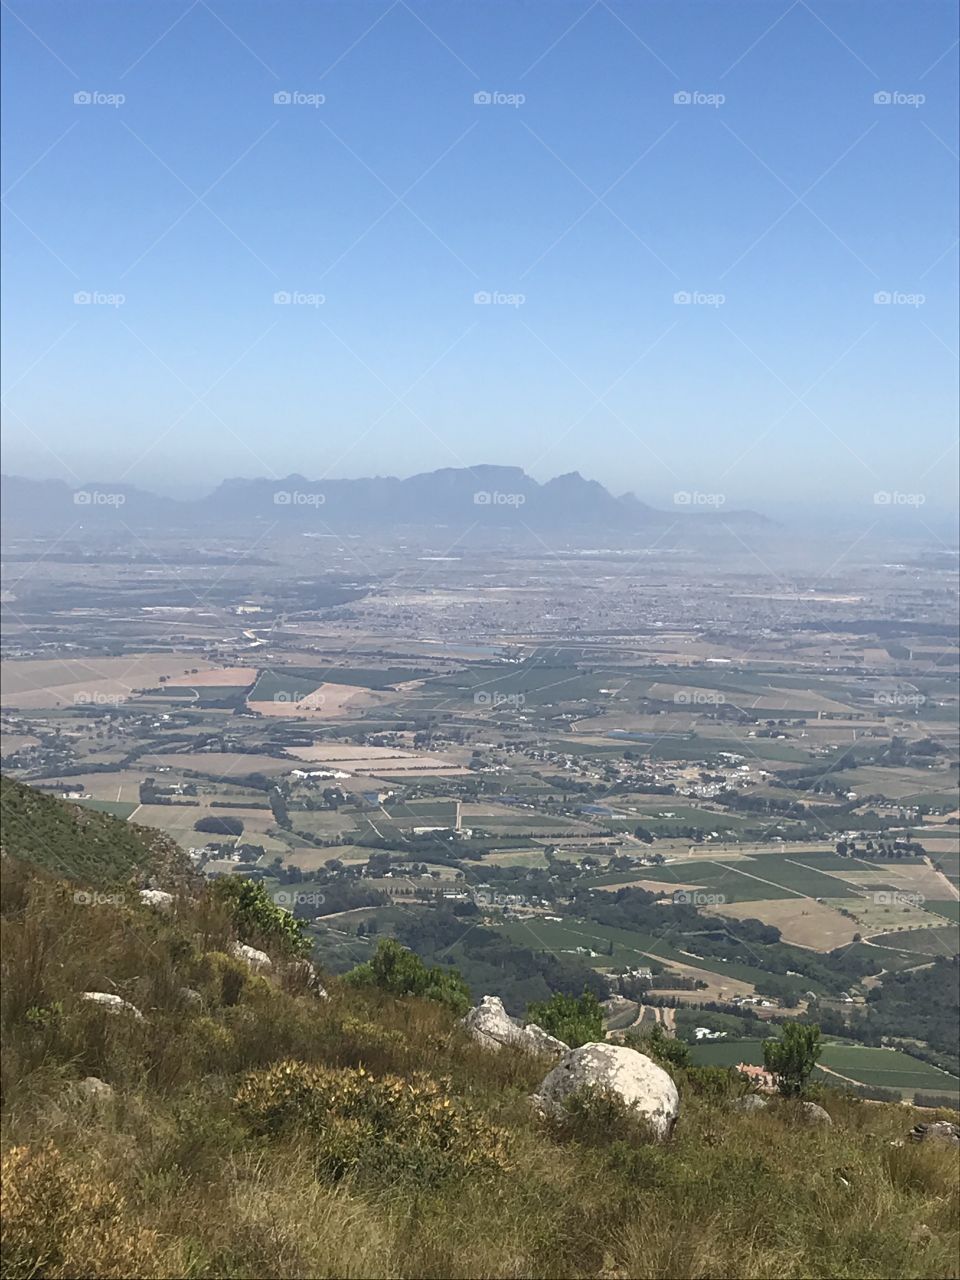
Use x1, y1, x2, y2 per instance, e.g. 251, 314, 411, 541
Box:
462, 995, 567, 1057
230, 941, 272, 971
139, 889, 174, 911
533, 1042, 679, 1140
81, 992, 144, 1020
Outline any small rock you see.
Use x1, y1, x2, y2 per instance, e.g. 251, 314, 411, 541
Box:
533, 1042, 679, 1141
73, 1076, 114, 1103
731, 1094, 770, 1114
798, 1101, 832, 1126
179, 987, 203, 1008
81, 992, 144, 1020
230, 942, 272, 972
139, 888, 174, 911
908, 1121, 959, 1147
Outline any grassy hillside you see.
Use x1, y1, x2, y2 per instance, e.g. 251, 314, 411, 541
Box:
1, 782, 957, 1279
0, 775, 180, 885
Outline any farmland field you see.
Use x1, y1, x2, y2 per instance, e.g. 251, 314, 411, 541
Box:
690, 1038, 960, 1100
868, 925, 960, 956
495, 914, 817, 996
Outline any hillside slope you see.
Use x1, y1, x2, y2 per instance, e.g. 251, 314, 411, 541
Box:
0, 781, 957, 1280
0, 775, 181, 885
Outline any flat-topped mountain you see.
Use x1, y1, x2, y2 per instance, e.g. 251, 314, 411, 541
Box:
0, 467, 770, 533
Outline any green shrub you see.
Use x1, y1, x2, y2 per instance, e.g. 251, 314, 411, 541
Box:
211, 879, 311, 960
527, 990, 603, 1047
342, 939, 470, 1015
763, 1023, 822, 1098
633, 1023, 692, 1070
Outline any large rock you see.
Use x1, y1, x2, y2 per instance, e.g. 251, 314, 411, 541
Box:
731, 1093, 770, 1114
908, 1121, 959, 1147
81, 992, 144, 1020
533, 1042, 679, 1140
462, 995, 567, 1057
230, 942, 272, 972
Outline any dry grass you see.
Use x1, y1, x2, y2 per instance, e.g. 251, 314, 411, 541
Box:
2, 857, 958, 1280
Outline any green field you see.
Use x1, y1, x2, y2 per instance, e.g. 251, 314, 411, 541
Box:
495, 915, 817, 996
690, 1037, 960, 1100
383, 800, 460, 827
592, 854, 859, 902
921, 899, 960, 924
868, 925, 960, 956
77, 798, 138, 819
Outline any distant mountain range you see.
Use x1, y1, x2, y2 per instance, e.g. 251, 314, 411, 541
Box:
0, 467, 771, 535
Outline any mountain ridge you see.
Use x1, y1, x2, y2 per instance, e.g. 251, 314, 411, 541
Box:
0, 467, 771, 533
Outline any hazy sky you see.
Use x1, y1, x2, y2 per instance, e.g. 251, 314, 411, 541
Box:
2, 0, 958, 512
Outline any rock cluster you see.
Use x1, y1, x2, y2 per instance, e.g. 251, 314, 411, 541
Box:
909, 1121, 959, 1146
461, 995, 567, 1057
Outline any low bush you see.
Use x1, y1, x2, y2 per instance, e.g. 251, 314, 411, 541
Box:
235, 1059, 512, 1185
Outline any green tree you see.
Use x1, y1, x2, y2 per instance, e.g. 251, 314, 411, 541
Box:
269, 786, 291, 830
212, 878, 311, 959
763, 1022, 822, 1097
639, 1022, 690, 1069
527, 990, 603, 1048
343, 939, 471, 1015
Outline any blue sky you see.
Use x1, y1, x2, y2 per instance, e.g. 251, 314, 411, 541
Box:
2, 0, 958, 512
